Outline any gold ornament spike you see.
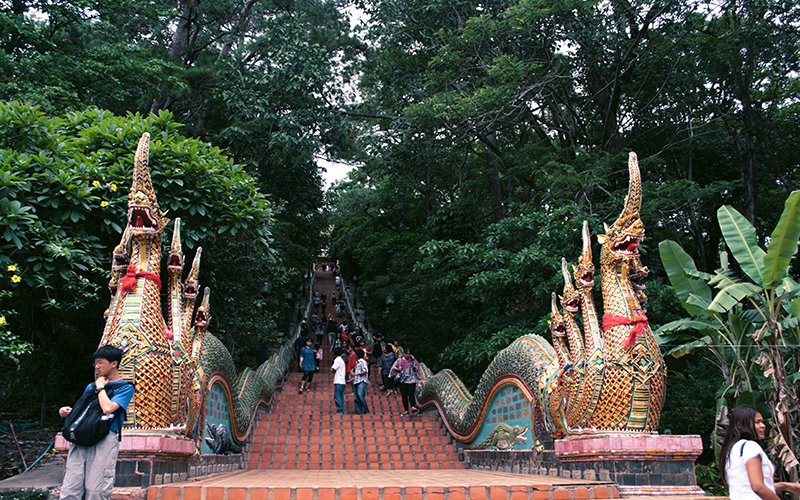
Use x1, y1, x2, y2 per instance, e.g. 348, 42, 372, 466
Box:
182, 247, 202, 345
560, 257, 584, 361
560, 257, 586, 423
168, 218, 184, 345
574, 221, 602, 353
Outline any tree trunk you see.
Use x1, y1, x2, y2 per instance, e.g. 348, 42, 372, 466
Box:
219, 0, 258, 60
483, 131, 504, 223
150, 0, 199, 114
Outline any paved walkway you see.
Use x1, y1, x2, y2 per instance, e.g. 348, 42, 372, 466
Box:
162, 469, 602, 487
147, 469, 621, 500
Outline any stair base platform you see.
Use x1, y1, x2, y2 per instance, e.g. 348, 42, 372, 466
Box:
147, 469, 620, 500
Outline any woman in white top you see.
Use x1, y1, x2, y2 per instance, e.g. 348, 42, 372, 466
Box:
720, 406, 800, 500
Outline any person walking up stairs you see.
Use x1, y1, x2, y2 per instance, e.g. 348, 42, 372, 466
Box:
244, 266, 463, 470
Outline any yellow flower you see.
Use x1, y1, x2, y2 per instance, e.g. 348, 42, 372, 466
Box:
7, 264, 16, 272
101, 201, 109, 207
11, 275, 21, 283
109, 183, 117, 192
92, 180, 101, 187
0, 316, 6, 326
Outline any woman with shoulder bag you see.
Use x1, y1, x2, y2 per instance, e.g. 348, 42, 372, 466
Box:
392, 348, 422, 416
720, 406, 800, 500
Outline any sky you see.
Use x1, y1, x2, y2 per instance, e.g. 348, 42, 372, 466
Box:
319, 158, 356, 189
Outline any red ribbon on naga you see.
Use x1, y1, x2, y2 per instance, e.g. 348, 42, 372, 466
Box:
119, 264, 162, 294
602, 314, 649, 349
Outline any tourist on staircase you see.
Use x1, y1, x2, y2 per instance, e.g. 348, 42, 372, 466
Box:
330, 348, 347, 414
380, 344, 398, 394
351, 349, 370, 414
392, 348, 422, 416
294, 324, 311, 370
326, 314, 338, 348
298, 337, 316, 393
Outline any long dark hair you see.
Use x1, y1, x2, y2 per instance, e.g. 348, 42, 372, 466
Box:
719, 405, 761, 483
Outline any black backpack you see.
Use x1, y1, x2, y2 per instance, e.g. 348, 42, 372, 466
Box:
63, 382, 129, 446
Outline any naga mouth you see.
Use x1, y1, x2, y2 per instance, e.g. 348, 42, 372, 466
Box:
112, 253, 129, 271
184, 283, 198, 299
629, 266, 649, 291
168, 254, 183, 270
128, 205, 160, 233
563, 298, 580, 313
195, 310, 208, 327
612, 234, 642, 257
552, 323, 566, 337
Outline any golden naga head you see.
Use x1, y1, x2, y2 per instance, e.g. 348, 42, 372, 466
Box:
598, 152, 645, 260
127, 133, 168, 236
573, 221, 595, 289
111, 227, 131, 272
548, 292, 566, 339
559, 258, 580, 314
168, 218, 184, 272
184, 248, 202, 300
194, 287, 211, 331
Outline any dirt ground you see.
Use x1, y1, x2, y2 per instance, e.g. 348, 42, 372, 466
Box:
0, 425, 59, 481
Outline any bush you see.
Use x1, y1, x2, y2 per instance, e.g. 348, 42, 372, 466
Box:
0, 101, 287, 419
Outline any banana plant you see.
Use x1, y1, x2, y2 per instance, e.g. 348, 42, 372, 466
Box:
657, 190, 800, 477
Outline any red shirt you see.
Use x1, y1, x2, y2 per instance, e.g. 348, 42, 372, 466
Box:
346, 352, 357, 374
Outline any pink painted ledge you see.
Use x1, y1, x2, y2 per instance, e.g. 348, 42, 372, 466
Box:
555, 433, 703, 461
55, 432, 195, 456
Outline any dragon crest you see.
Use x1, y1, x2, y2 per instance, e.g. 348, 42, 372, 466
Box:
417, 152, 666, 442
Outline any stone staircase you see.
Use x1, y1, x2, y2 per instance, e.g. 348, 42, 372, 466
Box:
243, 269, 464, 471
145, 268, 620, 500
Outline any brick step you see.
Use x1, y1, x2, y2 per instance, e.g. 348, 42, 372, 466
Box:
245, 462, 466, 470
148, 482, 619, 500
254, 426, 445, 435
255, 419, 444, 436
249, 451, 462, 459
259, 414, 440, 422
249, 438, 453, 446
251, 444, 453, 452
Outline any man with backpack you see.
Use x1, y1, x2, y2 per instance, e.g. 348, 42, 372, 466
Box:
58, 345, 134, 500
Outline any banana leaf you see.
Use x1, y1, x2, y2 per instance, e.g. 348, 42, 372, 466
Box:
687, 293, 712, 310
659, 240, 711, 316
718, 205, 767, 286
708, 282, 762, 313
781, 316, 799, 329
708, 269, 740, 289
763, 191, 800, 288
684, 268, 714, 281
793, 297, 800, 317
664, 335, 713, 358
655, 318, 720, 335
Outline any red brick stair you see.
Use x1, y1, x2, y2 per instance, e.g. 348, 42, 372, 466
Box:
146, 268, 620, 500
242, 267, 464, 471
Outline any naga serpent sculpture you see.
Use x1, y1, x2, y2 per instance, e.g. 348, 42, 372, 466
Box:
416, 153, 666, 440
99, 133, 287, 444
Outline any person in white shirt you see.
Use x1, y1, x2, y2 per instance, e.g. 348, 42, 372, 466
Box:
720, 405, 800, 500
330, 348, 347, 414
